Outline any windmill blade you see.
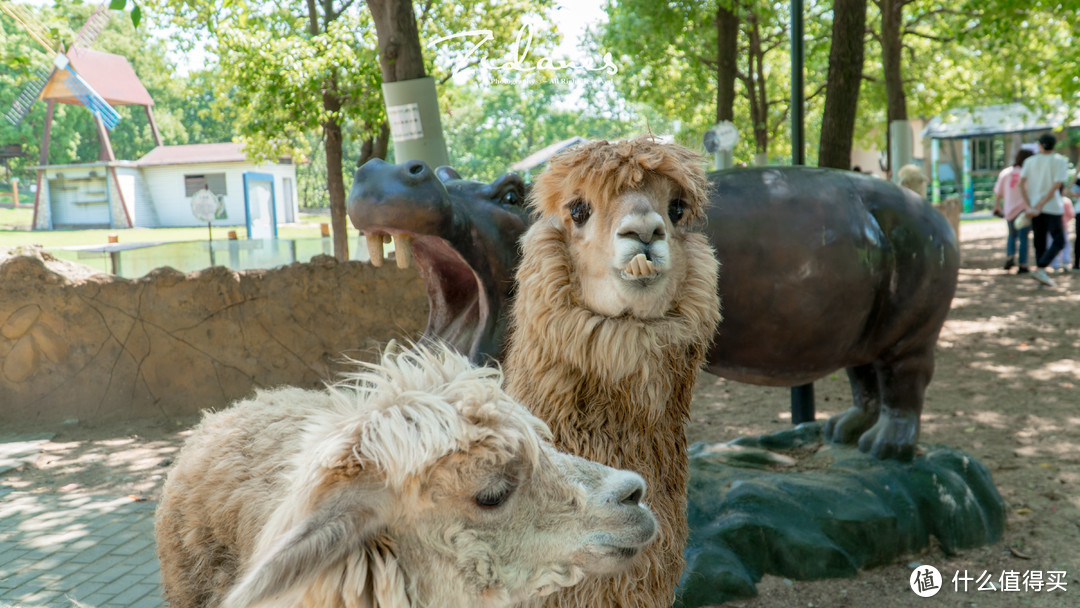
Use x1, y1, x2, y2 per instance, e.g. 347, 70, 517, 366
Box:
61, 66, 121, 130
0, 1, 55, 54
5, 66, 52, 126
71, 1, 113, 50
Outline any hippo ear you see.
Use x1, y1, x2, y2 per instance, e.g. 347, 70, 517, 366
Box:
435, 166, 461, 182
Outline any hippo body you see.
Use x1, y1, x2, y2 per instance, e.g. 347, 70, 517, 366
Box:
347, 162, 959, 460
705, 168, 959, 459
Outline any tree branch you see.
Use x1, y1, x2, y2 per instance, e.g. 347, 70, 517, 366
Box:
903, 29, 957, 43
804, 81, 827, 102
417, 0, 435, 26
329, 0, 358, 22
697, 54, 718, 69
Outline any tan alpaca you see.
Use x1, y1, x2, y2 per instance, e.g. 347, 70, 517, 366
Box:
505, 137, 722, 608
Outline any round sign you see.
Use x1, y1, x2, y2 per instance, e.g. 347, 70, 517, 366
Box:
712, 121, 739, 150
191, 189, 217, 222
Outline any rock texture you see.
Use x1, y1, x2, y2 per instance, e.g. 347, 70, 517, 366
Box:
0, 247, 428, 424
678, 423, 1006, 607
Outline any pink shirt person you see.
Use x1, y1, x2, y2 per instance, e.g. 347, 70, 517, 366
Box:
993, 166, 1028, 220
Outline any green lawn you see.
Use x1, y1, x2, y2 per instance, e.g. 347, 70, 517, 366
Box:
0, 205, 336, 249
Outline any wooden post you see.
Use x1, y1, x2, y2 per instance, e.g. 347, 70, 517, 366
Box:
145, 105, 163, 147
94, 114, 115, 162
39, 101, 55, 165
9, 178, 17, 208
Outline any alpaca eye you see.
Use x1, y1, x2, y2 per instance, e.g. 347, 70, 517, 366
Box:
668, 199, 686, 224
569, 200, 592, 226
475, 485, 513, 509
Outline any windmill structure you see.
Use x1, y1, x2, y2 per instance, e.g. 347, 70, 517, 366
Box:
1, 1, 162, 229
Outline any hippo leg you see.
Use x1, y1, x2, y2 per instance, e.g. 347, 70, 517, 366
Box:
855, 347, 933, 461
824, 364, 880, 444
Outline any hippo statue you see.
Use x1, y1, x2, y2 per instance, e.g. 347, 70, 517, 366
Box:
347, 159, 528, 362
705, 168, 958, 460
347, 163, 959, 460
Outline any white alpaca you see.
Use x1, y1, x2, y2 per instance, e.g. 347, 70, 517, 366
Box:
155, 343, 657, 608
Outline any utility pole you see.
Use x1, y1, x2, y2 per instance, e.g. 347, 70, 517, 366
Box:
790, 0, 814, 424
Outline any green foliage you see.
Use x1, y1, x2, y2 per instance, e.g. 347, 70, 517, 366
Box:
213, 11, 384, 164
596, 0, 828, 164
441, 79, 643, 181
599, 0, 1080, 165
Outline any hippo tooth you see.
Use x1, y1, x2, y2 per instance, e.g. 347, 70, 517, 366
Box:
366, 234, 384, 267
395, 235, 414, 269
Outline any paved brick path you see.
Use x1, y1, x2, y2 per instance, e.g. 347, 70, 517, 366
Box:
0, 488, 162, 608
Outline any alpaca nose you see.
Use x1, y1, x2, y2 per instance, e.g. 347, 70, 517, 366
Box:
617, 211, 666, 245
608, 471, 647, 507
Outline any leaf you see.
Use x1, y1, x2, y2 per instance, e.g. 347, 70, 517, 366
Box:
109, 0, 127, 9
131, 4, 141, 28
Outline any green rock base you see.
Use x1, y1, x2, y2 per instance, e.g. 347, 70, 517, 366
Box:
677, 422, 1006, 607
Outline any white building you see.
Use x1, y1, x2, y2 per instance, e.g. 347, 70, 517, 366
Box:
33, 143, 298, 237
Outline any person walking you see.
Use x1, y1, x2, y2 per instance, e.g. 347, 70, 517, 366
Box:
1050, 196, 1075, 272
993, 148, 1036, 273
1019, 133, 1070, 287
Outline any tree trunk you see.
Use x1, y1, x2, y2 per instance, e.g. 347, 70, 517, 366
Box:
323, 86, 349, 261
880, 0, 908, 173
357, 121, 391, 168
715, 2, 739, 123
818, 0, 867, 169
745, 13, 769, 156
366, 0, 427, 82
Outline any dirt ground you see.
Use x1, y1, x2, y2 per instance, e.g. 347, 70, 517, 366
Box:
2, 219, 1078, 607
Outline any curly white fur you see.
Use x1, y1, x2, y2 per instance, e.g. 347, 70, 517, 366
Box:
155, 343, 657, 608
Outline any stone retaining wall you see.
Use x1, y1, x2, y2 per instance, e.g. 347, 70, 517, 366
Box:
0, 248, 428, 425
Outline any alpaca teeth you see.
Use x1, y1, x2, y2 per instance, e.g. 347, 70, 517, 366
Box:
366, 233, 384, 267
394, 235, 413, 269
626, 253, 655, 277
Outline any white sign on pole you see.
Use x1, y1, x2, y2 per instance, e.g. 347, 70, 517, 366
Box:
191, 189, 217, 222
713, 121, 739, 150
704, 121, 740, 171
387, 103, 424, 143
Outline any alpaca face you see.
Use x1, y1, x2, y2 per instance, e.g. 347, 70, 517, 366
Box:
563, 176, 690, 319
394, 429, 658, 606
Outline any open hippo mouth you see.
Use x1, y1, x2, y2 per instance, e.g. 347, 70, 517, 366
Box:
347, 159, 529, 363
361, 230, 489, 360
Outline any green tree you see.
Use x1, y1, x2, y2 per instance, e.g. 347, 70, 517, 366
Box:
145, 0, 557, 259
598, 0, 831, 164
442, 79, 642, 182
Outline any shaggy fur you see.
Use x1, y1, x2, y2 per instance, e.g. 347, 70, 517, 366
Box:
505, 138, 722, 608
156, 343, 657, 608
897, 164, 929, 198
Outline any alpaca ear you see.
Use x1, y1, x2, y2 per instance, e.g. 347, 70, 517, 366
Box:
222, 490, 388, 608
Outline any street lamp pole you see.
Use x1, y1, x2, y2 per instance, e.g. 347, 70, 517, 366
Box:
790, 0, 814, 425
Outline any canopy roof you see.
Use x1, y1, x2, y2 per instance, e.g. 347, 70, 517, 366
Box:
39, 47, 154, 107
137, 143, 293, 166
138, 143, 248, 166
922, 103, 1080, 140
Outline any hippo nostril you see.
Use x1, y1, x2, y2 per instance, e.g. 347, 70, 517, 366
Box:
401, 160, 430, 182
